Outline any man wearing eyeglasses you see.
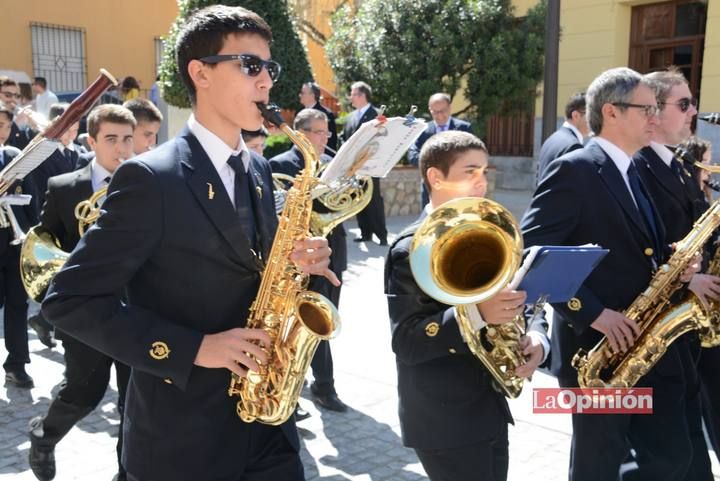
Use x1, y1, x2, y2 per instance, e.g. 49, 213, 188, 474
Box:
42, 6, 336, 481
407, 93, 472, 206
522, 67, 703, 481
298, 82, 338, 154
536, 92, 589, 184
632, 67, 719, 481
269, 108, 348, 418
0, 77, 34, 150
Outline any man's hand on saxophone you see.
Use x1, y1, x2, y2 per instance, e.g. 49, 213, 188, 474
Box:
515, 335, 545, 379
290, 236, 341, 286
591, 309, 641, 354
688, 273, 720, 307
193, 328, 271, 378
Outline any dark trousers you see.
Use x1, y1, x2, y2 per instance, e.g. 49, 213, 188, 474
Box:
1, 242, 29, 372
126, 421, 304, 481
356, 177, 387, 241
37, 335, 130, 474
698, 345, 720, 465
308, 272, 342, 394
560, 366, 705, 481
414, 424, 509, 481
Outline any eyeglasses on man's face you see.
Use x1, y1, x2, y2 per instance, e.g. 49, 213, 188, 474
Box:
612, 102, 660, 118
303, 128, 331, 138
198, 54, 282, 83
661, 97, 698, 113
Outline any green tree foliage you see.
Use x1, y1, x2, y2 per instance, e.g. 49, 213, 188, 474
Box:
326, 0, 546, 134
159, 0, 313, 109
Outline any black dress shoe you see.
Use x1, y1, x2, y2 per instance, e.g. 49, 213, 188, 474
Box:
29, 424, 56, 481
310, 387, 348, 413
377, 238, 388, 246
5, 369, 34, 388
294, 404, 311, 422
28, 315, 56, 349
353, 237, 371, 243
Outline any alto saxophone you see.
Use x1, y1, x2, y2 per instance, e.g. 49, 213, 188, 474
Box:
573, 198, 720, 388
694, 244, 720, 348
228, 103, 340, 425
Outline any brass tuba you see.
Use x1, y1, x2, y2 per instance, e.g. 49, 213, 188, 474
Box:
573, 198, 720, 388
228, 103, 340, 425
408, 197, 528, 398
20, 186, 108, 302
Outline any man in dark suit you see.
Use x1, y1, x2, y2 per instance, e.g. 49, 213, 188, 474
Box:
0, 77, 36, 150
632, 68, 718, 481
407, 93, 472, 206
42, 6, 337, 481
0, 104, 39, 389
342, 81, 388, 245
522, 67, 705, 481
536, 92, 588, 183
386, 131, 548, 481
270, 108, 348, 415
298, 82, 338, 154
28, 104, 136, 481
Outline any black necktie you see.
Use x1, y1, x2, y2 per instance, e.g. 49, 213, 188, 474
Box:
226, 154, 257, 248
670, 158, 686, 185
64, 149, 76, 171
627, 163, 661, 258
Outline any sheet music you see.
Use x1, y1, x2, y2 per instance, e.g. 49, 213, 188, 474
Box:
0, 140, 60, 182
320, 116, 426, 183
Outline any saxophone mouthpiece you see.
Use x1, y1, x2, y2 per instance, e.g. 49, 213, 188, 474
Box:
256, 102, 285, 128
700, 113, 720, 125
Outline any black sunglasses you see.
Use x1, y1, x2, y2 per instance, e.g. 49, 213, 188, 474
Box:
198, 54, 282, 83
661, 97, 698, 113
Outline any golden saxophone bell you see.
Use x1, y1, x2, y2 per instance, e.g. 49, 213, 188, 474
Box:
408, 197, 528, 398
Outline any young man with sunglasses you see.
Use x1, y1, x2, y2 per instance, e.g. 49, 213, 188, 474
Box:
42, 6, 336, 481
631, 67, 719, 481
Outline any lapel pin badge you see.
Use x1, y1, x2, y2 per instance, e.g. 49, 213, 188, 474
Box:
256, 186, 263, 199
207, 182, 215, 200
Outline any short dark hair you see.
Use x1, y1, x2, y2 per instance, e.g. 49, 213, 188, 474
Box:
644, 67, 688, 109
87, 104, 137, 139
123, 98, 163, 124
420, 131, 488, 193
175, 5, 273, 105
241, 127, 269, 142
0, 76, 18, 90
351, 81, 372, 103
304, 82, 321, 102
48, 103, 69, 121
33, 77, 47, 89
564, 92, 586, 119
0, 104, 13, 123
680, 136, 711, 164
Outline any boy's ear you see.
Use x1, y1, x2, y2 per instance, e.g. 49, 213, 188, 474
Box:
426, 166, 442, 189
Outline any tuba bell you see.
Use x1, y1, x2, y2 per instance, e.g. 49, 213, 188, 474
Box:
20, 186, 109, 302
408, 196, 529, 398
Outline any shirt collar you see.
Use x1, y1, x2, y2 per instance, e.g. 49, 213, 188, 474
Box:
355, 103, 371, 120
187, 113, 250, 172
90, 159, 113, 190
562, 121, 583, 143
593, 136, 632, 176
650, 141, 674, 167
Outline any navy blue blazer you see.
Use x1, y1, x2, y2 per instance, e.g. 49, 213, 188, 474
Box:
28, 146, 83, 211
341, 104, 380, 142
407, 117, 473, 167
634, 146, 706, 244
0, 146, 39, 231
42, 128, 295, 481
521, 139, 671, 380
536, 125, 583, 183
385, 214, 547, 450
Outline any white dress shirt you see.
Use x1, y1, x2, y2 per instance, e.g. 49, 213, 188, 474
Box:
562, 120, 584, 144
593, 136, 638, 208
650, 141, 674, 167
187, 114, 250, 208
34, 90, 58, 118
90, 159, 113, 193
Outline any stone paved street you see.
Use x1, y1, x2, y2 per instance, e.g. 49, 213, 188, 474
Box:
1, 189, 719, 481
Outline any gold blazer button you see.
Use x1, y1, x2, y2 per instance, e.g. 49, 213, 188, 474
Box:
425, 322, 440, 337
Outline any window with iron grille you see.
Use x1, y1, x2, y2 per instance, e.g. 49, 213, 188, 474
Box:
30, 23, 86, 93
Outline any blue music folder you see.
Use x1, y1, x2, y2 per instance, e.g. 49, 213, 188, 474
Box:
510, 245, 609, 304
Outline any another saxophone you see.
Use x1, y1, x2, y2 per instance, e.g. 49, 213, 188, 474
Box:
694, 244, 720, 348
228, 103, 340, 425
573, 198, 720, 388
